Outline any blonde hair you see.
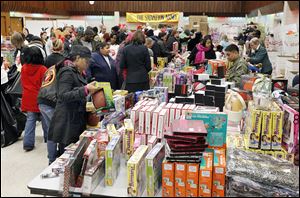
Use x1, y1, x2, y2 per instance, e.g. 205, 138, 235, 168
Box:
52, 39, 63, 52
11, 32, 25, 49
222, 35, 228, 42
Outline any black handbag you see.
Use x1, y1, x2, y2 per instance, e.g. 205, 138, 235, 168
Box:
5, 71, 22, 97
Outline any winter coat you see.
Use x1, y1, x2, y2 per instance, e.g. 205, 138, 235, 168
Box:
87, 52, 119, 90
44, 53, 65, 68
48, 62, 87, 145
189, 43, 209, 64
20, 63, 47, 112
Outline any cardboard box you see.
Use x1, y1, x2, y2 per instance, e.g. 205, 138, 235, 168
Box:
117, 127, 125, 154
169, 104, 178, 126
158, 109, 169, 139
186, 163, 199, 197
249, 109, 262, 149
181, 104, 191, 117
199, 152, 213, 197
105, 135, 121, 186
146, 143, 165, 197
113, 95, 125, 113
145, 106, 157, 135
96, 131, 109, 158
271, 111, 283, 150
152, 107, 163, 136
127, 145, 149, 197
162, 161, 175, 197
260, 111, 272, 150
80, 130, 98, 141
212, 149, 226, 197
175, 104, 183, 120
264, 150, 275, 157
274, 150, 286, 160
130, 105, 142, 130
124, 119, 135, 160
175, 163, 187, 197
82, 157, 105, 195
139, 106, 149, 134
148, 136, 158, 150
113, 90, 128, 96
107, 124, 119, 141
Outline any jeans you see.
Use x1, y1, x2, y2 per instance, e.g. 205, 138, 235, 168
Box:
23, 112, 48, 148
38, 104, 58, 164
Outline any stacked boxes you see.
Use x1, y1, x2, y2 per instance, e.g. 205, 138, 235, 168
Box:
186, 163, 199, 197
199, 152, 213, 197
105, 135, 121, 186
162, 161, 175, 197
260, 111, 272, 150
212, 149, 226, 197
127, 145, 149, 197
145, 143, 165, 197
124, 119, 135, 160
175, 163, 187, 197
271, 110, 283, 150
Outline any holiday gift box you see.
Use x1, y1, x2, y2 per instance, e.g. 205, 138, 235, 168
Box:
186, 163, 199, 197
175, 163, 187, 197
145, 106, 156, 135
248, 109, 263, 149
260, 111, 273, 150
105, 135, 121, 186
82, 157, 105, 195
271, 110, 284, 150
162, 161, 175, 197
199, 152, 213, 197
212, 149, 226, 197
158, 109, 169, 139
127, 145, 149, 197
124, 119, 135, 160
146, 143, 165, 197
281, 104, 299, 154
152, 107, 163, 136
139, 106, 149, 134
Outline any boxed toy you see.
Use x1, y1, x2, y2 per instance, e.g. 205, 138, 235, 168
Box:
148, 136, 158, 150
248, 109, 262, 149
113, 90, 128, 96
94, 82, 114, 110
154, 87, 169, 102
175, 104, 183, 120
105, 135, 121, 186
271, 110, 283, 150
96, 130, 109, 158
186, 163, 199, 197
281, 104, 299, 154
152, 107, 163, 136
181, 104, 191, 117
139, 106, 149, 134
274, 150, 286, 160
186, 112, 227, 148
82, 157, 105, 195
107, 124, 119, 140
117, 126, 125, 154
158, 109, 169, 139
146, 143, 165, 197
80, 130, 98, 141
130, 105, 142, 130
199, 152, 213, 197
175, 163, 187, 197
212, 149, 226, 197
145, 106, 156, 135
113, 95, 125, 113
260, 111, 272, 150
264, 150, 275, 157
162, 161, 175, 197
124, 119, 135, 160
169, 103, 178, 125
127, 145, 149, 197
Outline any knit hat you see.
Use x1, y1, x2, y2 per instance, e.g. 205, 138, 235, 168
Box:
69, 45, 91, 58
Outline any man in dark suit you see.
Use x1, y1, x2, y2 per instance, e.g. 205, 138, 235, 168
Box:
247, 37, 272, 75
86, 42, 119, 90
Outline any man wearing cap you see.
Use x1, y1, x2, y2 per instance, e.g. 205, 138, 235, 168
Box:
73, 28, 99, 52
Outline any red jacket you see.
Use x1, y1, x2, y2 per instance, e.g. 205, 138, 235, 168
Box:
21, 63, 47, 112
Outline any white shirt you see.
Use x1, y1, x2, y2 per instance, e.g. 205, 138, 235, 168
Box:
103, 55, 111, 69
109, 44, 119, 60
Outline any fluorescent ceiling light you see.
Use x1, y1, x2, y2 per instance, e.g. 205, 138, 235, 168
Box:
89, 1, 95, 5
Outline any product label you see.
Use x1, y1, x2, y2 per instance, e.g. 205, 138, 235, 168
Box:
164, 164, 172, 170
176, 164, 185, 171
215, 167, 224, 174
201, 171, 210, 177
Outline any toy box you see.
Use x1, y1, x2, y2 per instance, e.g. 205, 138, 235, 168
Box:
117, 127, 125, 154
145, 106, 156, 135
82, 157, 105, 195
105, 135, 121, 186
139, 106, 149, 134
152, 107, 163, 136
96, 130, 109, 158
175, 104, 183, 120
260, 111, 272, 150
186, 163, 199, 197
274, 150, 286, 160
181, 104, 190, 117
113, 95, 125, 113
95, 82, 114, 110
175, 163, 187, 197
127, 145, 149, 197
113, 90, 128, 96
148, 136, 158, 150
162, 161, 175, 197
212, 149, 226, 197
158, 109, 169, 139
186, 112, 227, 148
199, 152, 213, 197
154, 87, 169, 102
130, 105, 142, 130
107, 124, 119, 141
169, 103, 178, 125
281, 104, 299, 154
271, 110, 284, 150
146, 143, 165, 197
248, 109, 262, 149
80, 130, 98, 141
124, 119, 135, 160
264, 150, 275, 157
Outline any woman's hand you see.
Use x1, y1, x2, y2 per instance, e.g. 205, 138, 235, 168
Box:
86, 81, 101, 95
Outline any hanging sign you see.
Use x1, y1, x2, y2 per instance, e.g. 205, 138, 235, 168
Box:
126, 12, 180, 23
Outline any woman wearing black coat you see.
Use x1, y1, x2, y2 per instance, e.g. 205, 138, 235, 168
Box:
120, 30, 151, 92
187, 32, 202, 52
48, 45, 100, 151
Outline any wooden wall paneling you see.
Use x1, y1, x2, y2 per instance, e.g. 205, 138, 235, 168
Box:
259, 1, 284, 15
10, 17, 23, 33
1, 16, 7, 36
288, 1, 299, 11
